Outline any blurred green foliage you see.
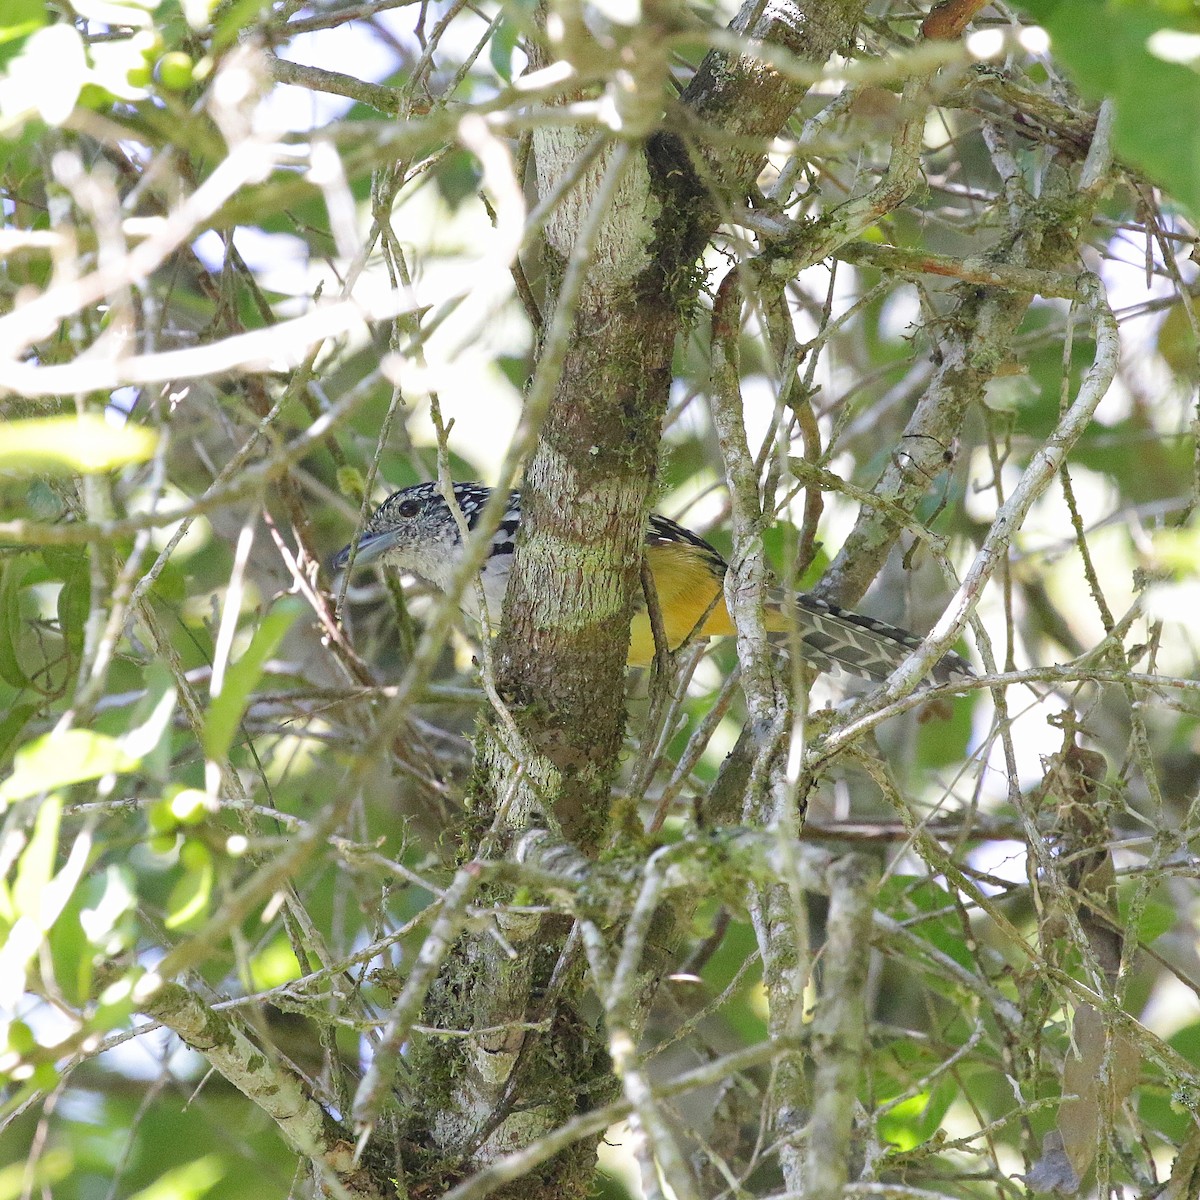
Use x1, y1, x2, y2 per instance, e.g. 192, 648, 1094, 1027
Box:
3, 0, 1200, 1196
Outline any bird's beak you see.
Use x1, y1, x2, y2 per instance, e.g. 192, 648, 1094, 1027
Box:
331, 529, 397, 572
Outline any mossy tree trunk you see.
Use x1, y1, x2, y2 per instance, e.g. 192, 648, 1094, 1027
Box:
382, 1, 870, 1196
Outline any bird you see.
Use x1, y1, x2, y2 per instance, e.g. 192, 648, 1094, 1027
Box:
333, 481, 974, 685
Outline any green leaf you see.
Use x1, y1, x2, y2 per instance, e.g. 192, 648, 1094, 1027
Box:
435, 149, 483, 209
4, 1019, 35, 1055
0, 23, 86, 131
83, 866, 138, 947
1127, 895, 1176, 945
0, 0, 46, 88
89, 973, 137, 1035
0, 0, 45, 63
0, 729, 140, 806
0, 701, 37, 767
0, 0, 45, 38
249, 937, 301, 990
0, 414, 157, 477
13, 794, 60, 919
489, 18, 519, 83
125, 1156, 224, 1200
123, 663, 178, 779
148, 556, 188, 604
202, 597, 305, 761
0, 1147, 72, 1200
916, 679, 975, 768
164, 843, 213, 929
700, 915, 769, 1044
50, 882, 93, 1006
211, 0, 269, 48
877, 1076, 958, 1149
55, 555, 91, 661
878, 876, 975, 969
0, 558, 30, 688
1015, 0, 1200, 216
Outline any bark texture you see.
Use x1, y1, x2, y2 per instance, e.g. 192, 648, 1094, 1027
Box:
393, 2, 870, 1196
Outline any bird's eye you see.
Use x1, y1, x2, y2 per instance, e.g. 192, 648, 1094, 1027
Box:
397, 499, 420, 519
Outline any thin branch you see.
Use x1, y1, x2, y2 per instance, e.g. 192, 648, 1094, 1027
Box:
266, 55, 402, 114
140, 983, 384, 1199
803, 855, 876, 1200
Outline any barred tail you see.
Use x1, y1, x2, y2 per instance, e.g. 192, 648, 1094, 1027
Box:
765, 593, 974, 685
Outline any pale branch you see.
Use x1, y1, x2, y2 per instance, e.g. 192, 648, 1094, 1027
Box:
833, 241, 1088, 299
277, 0, 424, 36
351, 860, 484, 1130
135, 775, 366, 987
0, 63, 282, 366
813, 111, 1116, 609
265, 54, 402, 114
140, 982, 385, 1200
784, 458, 952, 554
440, 1038, 808, 1200
580, 912, 701, 1200
0, 373, 384, 546
767, 663, 1200, 753
710, 269, 784, 722
819, 270, 1118, 723
841, 1185, 992, 1200
1, 279, 421, 396
748, 875, 812, 1190
521, 826, 843, 914
711, 259, 811, 1190
1166, 1126, 1200, 1200
874, 913, 1023, 1030
764, 73, 929, 279
802, 854, 877, 1200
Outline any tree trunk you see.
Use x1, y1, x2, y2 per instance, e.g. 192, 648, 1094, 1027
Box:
395, 2, 870, 1195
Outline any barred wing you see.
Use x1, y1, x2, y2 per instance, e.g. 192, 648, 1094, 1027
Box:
771, 592, 974, 685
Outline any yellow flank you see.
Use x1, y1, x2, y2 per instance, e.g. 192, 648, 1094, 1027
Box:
628, 541, 798, 665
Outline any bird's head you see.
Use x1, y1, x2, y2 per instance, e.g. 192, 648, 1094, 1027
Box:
332, 481, 491, 572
